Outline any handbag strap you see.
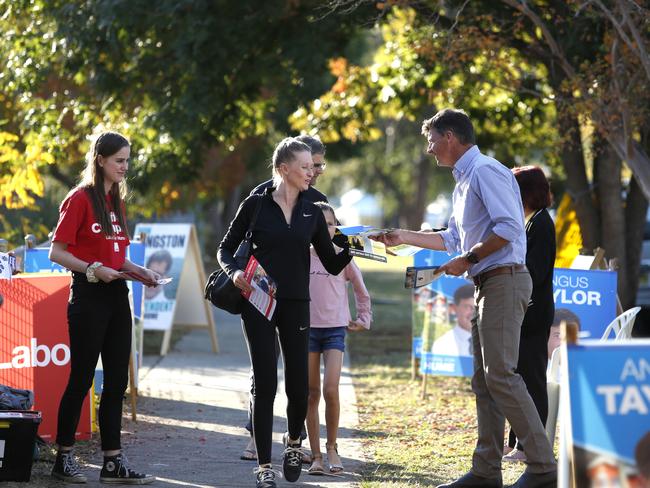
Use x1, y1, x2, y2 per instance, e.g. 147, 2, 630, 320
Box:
243, 194, 264, 242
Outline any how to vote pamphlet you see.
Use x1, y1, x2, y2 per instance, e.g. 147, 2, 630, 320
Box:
119, 270, 173, 287
404, 266, 444, 288
242, 255, 277, 321
335, 225, 423, 263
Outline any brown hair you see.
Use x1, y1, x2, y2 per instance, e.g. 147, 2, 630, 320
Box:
635, 431, 650, 477
512, 165, 552, 211
76, 131, 130, 237
421, 108, 475, 145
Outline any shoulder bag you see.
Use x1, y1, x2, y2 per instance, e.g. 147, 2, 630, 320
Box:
204, 196, 263, 314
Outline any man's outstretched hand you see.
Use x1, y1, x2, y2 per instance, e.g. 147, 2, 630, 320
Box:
370, 229, 406, 247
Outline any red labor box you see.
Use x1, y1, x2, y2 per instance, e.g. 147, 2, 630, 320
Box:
0, 274, 91, 443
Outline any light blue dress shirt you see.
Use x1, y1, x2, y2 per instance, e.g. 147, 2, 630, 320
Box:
439, 145, 527, 278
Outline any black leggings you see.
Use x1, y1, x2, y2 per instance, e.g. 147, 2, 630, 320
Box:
242, 299, 310, 465
56, 274, 132, 450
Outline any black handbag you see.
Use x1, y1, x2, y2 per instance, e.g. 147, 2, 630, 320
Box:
204, 196, 263, 314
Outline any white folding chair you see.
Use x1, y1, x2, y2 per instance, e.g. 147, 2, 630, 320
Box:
545, 347, 562, 447
600, 306, 641, 340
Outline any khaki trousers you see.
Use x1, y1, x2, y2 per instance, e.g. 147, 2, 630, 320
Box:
470, 270, 556, 477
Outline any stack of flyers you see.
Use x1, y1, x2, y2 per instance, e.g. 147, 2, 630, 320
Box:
119, 270, 173, 287
0, 252, 17, 280
404, 266, 444, 288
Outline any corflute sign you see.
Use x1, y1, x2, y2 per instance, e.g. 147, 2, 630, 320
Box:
0, 339, 70, 369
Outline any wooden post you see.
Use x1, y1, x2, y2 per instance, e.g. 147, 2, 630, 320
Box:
128, 354, 137, 421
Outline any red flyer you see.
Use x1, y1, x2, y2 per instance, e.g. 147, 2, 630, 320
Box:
241, 256, 277, 321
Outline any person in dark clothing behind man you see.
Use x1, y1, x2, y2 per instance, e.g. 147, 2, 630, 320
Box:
503, 166, 556, 463
218, 137, 351, 488
241, 134, 328, 463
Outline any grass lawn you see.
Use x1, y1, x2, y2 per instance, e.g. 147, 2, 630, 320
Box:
348, 258, 526, 487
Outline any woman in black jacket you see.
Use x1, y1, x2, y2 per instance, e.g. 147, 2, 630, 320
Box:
218, 137, 351, 488
504, 165, 556, 462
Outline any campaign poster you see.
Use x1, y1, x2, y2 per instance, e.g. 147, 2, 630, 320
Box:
552, 268, 617, 340
566, 341, 650, 487
412, 250, 474, 377
134, 223, 189, 331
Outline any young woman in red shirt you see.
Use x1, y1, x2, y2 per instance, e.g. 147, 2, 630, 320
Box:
49, 131, 158, 484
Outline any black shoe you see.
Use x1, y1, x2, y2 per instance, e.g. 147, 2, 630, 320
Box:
255, 465, 277, 488
282, 432, 303, 482
100, 453, 155, 484
508, 470, 557, 488
52, 451, 88, 483
437, 471, 503, 488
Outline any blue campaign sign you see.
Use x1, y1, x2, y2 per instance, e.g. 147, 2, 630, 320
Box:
24, 248, 67, 273
553, 268, 617, 339
412, 250, 474, 376
420, 352, 473, 377
567, 341, 650, 476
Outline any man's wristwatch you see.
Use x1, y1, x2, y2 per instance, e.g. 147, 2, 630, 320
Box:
463, 251, 480, 264
86, 262, 103, 283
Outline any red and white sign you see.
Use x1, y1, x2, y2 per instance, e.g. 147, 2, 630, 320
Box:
0, 274, 92, 442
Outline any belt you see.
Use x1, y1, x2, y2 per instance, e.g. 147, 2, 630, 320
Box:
473, 264, 527, 287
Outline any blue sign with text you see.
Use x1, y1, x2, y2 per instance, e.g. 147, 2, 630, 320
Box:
567, 341, 650, 477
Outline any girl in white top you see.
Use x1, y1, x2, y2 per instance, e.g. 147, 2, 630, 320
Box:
306, 202, 372, 475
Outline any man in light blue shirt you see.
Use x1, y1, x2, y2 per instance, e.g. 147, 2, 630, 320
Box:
376, 109, 556, 488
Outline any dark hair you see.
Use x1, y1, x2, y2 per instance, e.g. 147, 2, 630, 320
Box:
421, 108, 475, 145
635, 431, 650, 477
146, 249, 173, 272
453, 284, 475, 304
296, 134, 326, 155
272, 137, 311, 184
77, 131, 130, 237
552, 308, 581, 329
512, 166, 552, 210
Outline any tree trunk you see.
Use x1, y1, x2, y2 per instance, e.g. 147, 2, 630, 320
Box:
624, 176, 649, 308
557, 109, 601, 249
405, 153, 431, 231
594, 140, 627, 302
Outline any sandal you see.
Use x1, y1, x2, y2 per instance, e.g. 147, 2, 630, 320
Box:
326, 443, 343, 473
240, 437, 257, 461
308, 454, 324, 475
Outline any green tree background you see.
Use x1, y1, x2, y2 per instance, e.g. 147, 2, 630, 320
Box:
2, 0, 649, 306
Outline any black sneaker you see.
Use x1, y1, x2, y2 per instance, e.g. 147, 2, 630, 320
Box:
52, 450, 88, 483
99, 453, 155, 485
282, 432, 303, 482
255, 465, 277, 488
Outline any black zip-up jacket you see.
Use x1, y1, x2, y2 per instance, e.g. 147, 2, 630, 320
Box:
521, 207, 556, 337
217, 188, 351, 300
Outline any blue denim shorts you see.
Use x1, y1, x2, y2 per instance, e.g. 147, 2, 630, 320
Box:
309, 326, 346, 353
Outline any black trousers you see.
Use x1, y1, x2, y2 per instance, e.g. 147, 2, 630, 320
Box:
242, 299, 310, 465
507, 328, 550, 450
56, 274, 132, 450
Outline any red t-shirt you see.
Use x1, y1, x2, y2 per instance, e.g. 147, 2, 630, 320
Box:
52, 188, 130, 270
